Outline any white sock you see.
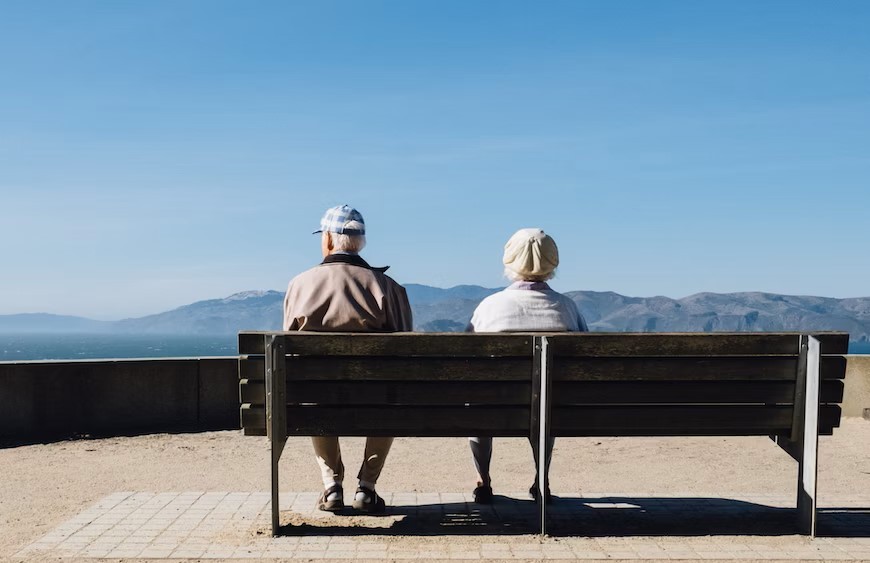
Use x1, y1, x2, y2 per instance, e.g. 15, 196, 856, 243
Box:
324, 481, 342, 501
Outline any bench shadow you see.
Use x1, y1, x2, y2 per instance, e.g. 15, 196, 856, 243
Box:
817, 507, 870, 538
275, 496, 870, 538
0, 426, 239, 449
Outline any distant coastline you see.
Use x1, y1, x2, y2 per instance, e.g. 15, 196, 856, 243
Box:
2, 285, 869, 360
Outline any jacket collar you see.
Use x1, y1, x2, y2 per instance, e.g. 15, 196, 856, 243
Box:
508, 280, 551, 291
321, 253, 390, 273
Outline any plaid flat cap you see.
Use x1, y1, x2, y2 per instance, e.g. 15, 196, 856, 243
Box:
313, 204, 366, 235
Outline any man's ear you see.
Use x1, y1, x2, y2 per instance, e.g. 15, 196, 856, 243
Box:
325, 233, 335, 251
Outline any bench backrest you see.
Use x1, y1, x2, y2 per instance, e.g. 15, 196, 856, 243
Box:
239, 332, 848, 439
239, 333, 537, 437
545, 333, 847, 437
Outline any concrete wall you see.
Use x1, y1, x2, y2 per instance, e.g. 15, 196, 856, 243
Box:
0, 358, 239, 445
1, 354, 867, 445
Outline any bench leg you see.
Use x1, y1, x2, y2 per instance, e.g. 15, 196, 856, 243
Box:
796, 335, 821, 537
531, 336, 552, 536
271, 436, 288, 535
266, 335, 288, 536
529, 434, 549, 536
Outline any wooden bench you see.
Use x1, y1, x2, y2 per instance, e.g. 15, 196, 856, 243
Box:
238, 331, 848, 536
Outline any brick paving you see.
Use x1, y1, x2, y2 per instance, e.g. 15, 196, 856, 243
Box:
16, 491, 870, 560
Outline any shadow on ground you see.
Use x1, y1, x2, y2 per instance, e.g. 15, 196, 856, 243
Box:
0, 426, 234, 449
275, 496, 870, 538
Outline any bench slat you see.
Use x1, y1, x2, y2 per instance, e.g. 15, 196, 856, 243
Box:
242, 356, 533, 382
239, 333, 265, 355
239, 355, 846, 384
239, 357, 264, 380
286, 406, 531, 437
244, 404, 841, 436
242, 379, 532, 405
286, 380, 531, 405
240, 332, 533, 356
240, 332, 849, 356
240, 403, 266, 433
550, 356, 846, 381
551, 405, 842, 436
553, 380, 844, 405
241, 379, 844, 407
284, 356, 531, 381
239, 378, 265, 403
547, 333, 849, 356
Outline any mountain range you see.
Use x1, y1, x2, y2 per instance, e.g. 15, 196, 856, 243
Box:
1, 284, 869, 345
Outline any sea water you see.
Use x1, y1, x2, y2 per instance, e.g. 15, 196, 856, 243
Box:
0, 333, 238, 361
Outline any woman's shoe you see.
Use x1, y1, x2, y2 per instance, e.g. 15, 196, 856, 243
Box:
472, 484, 494, 504
529, 483, 553, 504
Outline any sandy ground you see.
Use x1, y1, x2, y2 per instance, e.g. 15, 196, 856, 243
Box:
1, 420, 869, 559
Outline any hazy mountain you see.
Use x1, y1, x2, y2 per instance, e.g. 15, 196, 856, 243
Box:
0, 313, 112, 334
111, 286, 504, 335
1, 286, 869, 345
569, 291, 870, 341
404, 284, 502, 304
113, 290, 284, 334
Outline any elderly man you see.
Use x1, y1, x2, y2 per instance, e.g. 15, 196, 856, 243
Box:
283, 204, 413, 513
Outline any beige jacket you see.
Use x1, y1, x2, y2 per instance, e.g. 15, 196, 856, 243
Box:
283, 254, 413, 332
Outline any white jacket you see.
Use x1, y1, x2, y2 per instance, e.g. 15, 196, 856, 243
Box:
468, 283, 588, 333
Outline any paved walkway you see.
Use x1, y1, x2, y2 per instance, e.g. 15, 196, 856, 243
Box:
17, 491, 870, 560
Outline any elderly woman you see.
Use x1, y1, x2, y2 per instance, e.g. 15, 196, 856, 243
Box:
467, 228, 588, 504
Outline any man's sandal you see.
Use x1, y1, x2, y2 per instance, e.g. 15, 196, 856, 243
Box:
317, 484, 344, 512
352, 486, 386, 514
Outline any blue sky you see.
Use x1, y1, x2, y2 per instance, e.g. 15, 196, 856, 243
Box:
1, 1, 868, 319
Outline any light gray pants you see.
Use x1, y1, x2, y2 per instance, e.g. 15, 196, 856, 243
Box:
312, 436, 394, 488
468, 436, 555, 486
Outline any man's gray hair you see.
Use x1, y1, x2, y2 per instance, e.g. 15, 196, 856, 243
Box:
329, 220, 366, 253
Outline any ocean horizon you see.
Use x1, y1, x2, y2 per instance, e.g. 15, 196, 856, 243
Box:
0, 333, 868, 362
0, 334, 238, 361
